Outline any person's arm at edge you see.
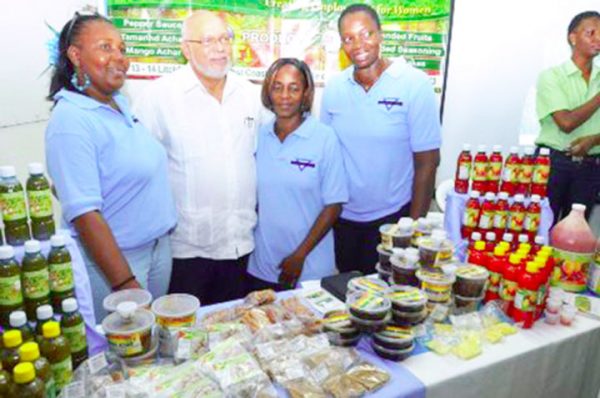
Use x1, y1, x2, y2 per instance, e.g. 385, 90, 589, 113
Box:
410, 149, 440, 219
552, 93, 600, 133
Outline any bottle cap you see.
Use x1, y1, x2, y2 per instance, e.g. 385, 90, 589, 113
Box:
485, 232, 496, 241
27, 162, 44, 175
492, 145, 502, 152
36, 304, 54, 321
502, 233, 513, 242
514, 194, 525, 202
13, 362, 36, 384
24, 240, 41, 254
50, 234, 66, 248
470, 232, 482, 241
540, 245, 553, 254
474, 241, 486, 251
518, 234, 529, 243
526, 262, 538, 273
509, 146, 519, 154
42, 321, 61, 339
9, 310, 27, 328
462, 144, 471, 151
484, 192, 496, 201
523, 147, 534, 155
19, 342, 41, 362
477, 144, 487, 152
494, 246, 506, 256
518, 242, 531, 251
572, 203, 586, 212
530, 194, 541, 203
0, 245, 15, 260
509, 253, 521, 265
540, 148, 550, 156
498, 241, 510, 250
3, 330, 23, 348
534, 236, 545, 245
470, 191, 481, 199
498, 192, 509, 200
117, 301, 138, 319
62, 297, 78, 313
0, 166, 16, 178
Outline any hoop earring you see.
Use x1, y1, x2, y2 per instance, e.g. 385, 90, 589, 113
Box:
71, 70, 91, 91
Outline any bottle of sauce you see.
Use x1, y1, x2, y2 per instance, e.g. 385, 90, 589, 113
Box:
60, 298, 88, 369
467, 241, 488, 267
454, 144, 472, 194
507, 194, 526, 236
47, 235, 75, 312
523, 194, 541, 241
484, 232, 497, 253
469, 232, 482, 251
513, 262, 541, 328
517, 147, 535, 196
21, 240, 50, 321
25, 163, 55, 241
461, 191, 481, 239
532, 235, 545, 255
0, 245, 24, 328
19, 342, 55, 398
487, 145, 503, 194
485, 246, 506, 302
12, 362, 44, 398
502, 232, 515, 251
478, 192, 496, 235
9, 311, 34, 343
0, 361, 14, 397
1, 329, 23, 373
531, 148, 550, 198
550, 203, 597, 292
500, 253, 521, 317
0, 166, 29, 246
35, 305, 56, 344
500, 146, 521, 196
39, 321, 72, 392
493, 192, 509, 238
471, 145, 489, 193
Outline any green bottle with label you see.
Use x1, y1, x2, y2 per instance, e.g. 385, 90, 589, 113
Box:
21, 240, 50, 321
34, 305, 56, 344
0, 166, 29, 246
19, 341, 56, 398
60, 298, 88, 369
0, 361, 15, 397
0, 246, 24, 328
12, 362, 44, 398
39, 321, 72, 392
47, 235, 74, 312
26, 163, 55, 241
9, 311, 34, 343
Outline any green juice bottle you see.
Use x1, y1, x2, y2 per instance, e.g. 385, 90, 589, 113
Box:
0, 361, 15, 397
21, 240, 50, 321
19, 341, 56, 398
0, 166, 30, 246
9, 311, 34, 343
1, 329, 23, 374
26, 163, 55, 241
60, 298, 88, 369
34, 305, 56, 344
48, 235, 74, 312
39, 321, 72, 392
0, 246, 24, 328
12, 362, 44, 398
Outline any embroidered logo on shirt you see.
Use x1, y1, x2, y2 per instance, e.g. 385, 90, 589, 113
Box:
291, 159, 316, 171
378, 98, 403, 110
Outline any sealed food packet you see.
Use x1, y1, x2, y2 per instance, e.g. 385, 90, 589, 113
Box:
173, 328, 209, 363
322, 373, 367, 398
207, 323, 252, 349
241, 308, 274, 332
283, 378, 327, 398
245, 289, 277, 306
346, 363, 390, 392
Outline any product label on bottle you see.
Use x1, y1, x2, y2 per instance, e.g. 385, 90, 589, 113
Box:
472, 161, 488, 181
536, 284, 546, 306
51, 356, 73, 389
499, 279, 518, 301
0, 191, 27, 221
63, 322, 88, 353
524, 213, 540, 233
502, 164, 519, 182
22, 268, 50, 299
462, 207, 480, 228
46, 376, 57, 398
27, 189, 53, 218
588, 263, 600, 295
519, 165, 533, 183
508, 211, 525, 232
488, 161, 502, 181
532, 164, 549, 184
49, 262, 74, 293
514, 288, 537, 312
493, 210, 508, 229
551, 248, 594, 292
0, 274, 23, 305
487, 271, 501, 293
458, 163, 471, 180
107, 332, 143, 357
478, 211, 493, 229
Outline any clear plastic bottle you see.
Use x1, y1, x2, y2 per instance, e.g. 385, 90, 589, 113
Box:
39, 321, 72, 392
12, 361, 44, 398
0, 166, 29, 246
26, 163, 55, 241
0, 246, 24, 328
9, 311, 34, 343
60, 298, 88, 369
19, 341, 55, 398
47, 235, 74, 312
21, 240, 50, 321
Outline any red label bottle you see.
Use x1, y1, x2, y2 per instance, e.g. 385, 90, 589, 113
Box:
485, 232, 497, 253
468, 241, 488, 267
485, 246, 506, 302
461, 191, 481, 239
508, 194, 526, 235
478, 192, 496, 234
493, 192, 509, 238
500, 146, 521, 196
499, 253, 521, 317
502, 232, 515, 251
531, 148, 550, 198
513, 262, 541, 328
517, 147, 534, 196
487, 145, 503, 194
471, 145, 489, 193
469, 232, 482, 251
523, 194, 541, 241
454, 144, 472, 194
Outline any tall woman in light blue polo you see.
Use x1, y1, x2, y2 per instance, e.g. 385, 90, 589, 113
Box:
247, 58, 348, 290
44, 14, 177, 320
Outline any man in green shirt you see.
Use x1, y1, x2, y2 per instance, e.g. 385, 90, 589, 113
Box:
536, 10, 600, 222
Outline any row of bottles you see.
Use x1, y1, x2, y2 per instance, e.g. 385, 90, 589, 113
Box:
461, 191, 541, 240
0, 235, 74, 327
0, 164, 55, 246
455, 145, 550, 197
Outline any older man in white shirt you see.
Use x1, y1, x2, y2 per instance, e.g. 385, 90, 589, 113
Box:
134, 11, 265, 304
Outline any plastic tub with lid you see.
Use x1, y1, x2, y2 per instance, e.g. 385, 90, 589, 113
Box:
390, 254, 420, 287
103, 289, 153, 313
454, 264, 489, 297
385, 285, 428, 313
379, 220, 413, 250
377, 244, 394, 267
373, 325, 414, 350
347, 291, 391, 321
371, 340, 414, 361
347, 276, 389, 297
152, 293, 200, 330
418, 230, 454, 269
416, 269, 456, 303
102, 301, 155, 358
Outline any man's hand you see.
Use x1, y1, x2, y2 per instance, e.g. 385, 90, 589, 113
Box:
567, 135, 600, 157
278, 251, 305, 289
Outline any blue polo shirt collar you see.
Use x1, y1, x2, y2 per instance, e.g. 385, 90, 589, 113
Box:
344, 57, 409, 85
267, 115, 316, 140
55, 89, 134, 127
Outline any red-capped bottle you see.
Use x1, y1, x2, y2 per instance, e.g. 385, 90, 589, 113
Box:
487, 145, 503, 194
468, 240, 488, 267
517, 147, 534, 196
478, 192, 496, 235
485, 246, 506, 302
471, 145, 489, 193
500, 146, 521, 196
513, 262, 541, 328
493, 192, 509, 238
454, 144, 472, 194
461, 191, 481, 239
523, 194, 542, 241
500, 253, 522, 317
508, 194, 526, 235
531, 148, 550, 198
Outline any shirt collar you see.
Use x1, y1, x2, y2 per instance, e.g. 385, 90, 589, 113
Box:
180, 63, 242, 99
562, 58, 600, 79
267, 115, 316, 140
344, 58, 408, 85
54, 89, 135, 126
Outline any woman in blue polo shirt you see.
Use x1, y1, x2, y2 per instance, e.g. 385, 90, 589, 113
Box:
45, 14, 177, 319
247, 58, 348, 290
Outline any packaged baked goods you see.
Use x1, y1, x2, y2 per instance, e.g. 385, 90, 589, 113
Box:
346, 362, 390, 392
245, 289, 277, 307
241, 308, 273, 332
206, 323, 252, 349
303, 347, 358, 384
322, 373, 366, 398
283, 378, 327, 398
173, 328, 208, 363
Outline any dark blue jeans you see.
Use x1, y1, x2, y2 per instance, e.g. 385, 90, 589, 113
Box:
546, 149, 600, 223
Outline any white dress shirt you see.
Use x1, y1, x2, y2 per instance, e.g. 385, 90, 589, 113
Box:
133, 65, 267, 260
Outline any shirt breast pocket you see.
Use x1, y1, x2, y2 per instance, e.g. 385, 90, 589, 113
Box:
286, 155, 320, 192
380, 103, 410, 135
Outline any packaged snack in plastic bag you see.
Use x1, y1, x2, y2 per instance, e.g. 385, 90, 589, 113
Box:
346, 362, 390, 392
173, 328, 209, 363
241, 308, 274, 332
322, 373, 366, 398
252, 323, 289, 344
303, 347, 359, 384
451, 331, 482, 360
283, 378, 327, 398
245, 289, 277, 307
207, 323, 252, 349
279, 296, 316, 320
253, 339, 290, 366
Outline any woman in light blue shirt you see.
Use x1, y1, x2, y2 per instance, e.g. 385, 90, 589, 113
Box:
45, 13, 177, 319
247, 58, 348, 290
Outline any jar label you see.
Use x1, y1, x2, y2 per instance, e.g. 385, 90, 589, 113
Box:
156, 313, 196, 329
551, 248, 594, 292
353, 293, 384, 310
514, 288, 537, 312
499, 279, 518, 301
0, 275, 23, 305
108, 332, 143, 357
27, 189, 53, 218
63, 322, 87, 353
45, 377, 57, 398
478, 212, 493, 229
51, 356, 73, 390
22, 268, 50, 299
0, 191, 27, 221
388, 290, 426, 302
49, 262, 74, 293
532, 164, 549, 184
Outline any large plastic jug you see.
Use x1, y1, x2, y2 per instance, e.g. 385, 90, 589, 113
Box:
550, 204, 597, 292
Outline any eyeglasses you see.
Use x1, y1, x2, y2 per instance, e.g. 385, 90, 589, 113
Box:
184, 34, 234, 48
341, 30, 378, 46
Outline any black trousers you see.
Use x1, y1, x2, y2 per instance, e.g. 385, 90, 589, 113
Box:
245, 272, 289, 293
545, 149, 600, 224
168, 255, 249, 306
334, 202, 411, 276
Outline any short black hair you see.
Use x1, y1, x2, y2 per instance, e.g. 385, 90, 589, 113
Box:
568, 11, 600, 38
337, 3, 381, 33
261, 58, 315, 114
